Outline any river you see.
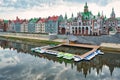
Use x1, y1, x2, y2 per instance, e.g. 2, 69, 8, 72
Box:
0, 38, 120, 80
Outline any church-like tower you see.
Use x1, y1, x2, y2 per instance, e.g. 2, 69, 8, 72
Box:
110, 8, 115, 18
84, 2, 88, 13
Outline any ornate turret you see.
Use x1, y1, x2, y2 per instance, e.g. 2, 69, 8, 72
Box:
84, 2, 88, 13
110, 8, 115, 18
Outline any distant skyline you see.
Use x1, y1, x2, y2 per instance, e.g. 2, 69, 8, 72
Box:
0, 0, 120, 19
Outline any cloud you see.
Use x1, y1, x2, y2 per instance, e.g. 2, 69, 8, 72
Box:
0, 0, 120, 19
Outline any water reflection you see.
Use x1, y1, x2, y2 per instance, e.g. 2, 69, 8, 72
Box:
0, 39, 120, 80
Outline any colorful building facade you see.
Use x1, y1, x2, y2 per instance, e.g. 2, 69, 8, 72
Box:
28, 18, 39, 33
21, 19, 28, 33
45, 16, 59, 34
1, 2, 120, 36
36, 18, 46, 33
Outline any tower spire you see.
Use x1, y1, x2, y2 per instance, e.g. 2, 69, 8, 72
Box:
84, 2, 88, 12
110, 8, 115, 18
65, 13, 67, 20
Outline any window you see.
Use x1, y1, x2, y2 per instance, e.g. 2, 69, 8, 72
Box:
86, 27, 88, 30
72, 27, 74, 30
79, 22, 81, 26
94, 22, 97, 26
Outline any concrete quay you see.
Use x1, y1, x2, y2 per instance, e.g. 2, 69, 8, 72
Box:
100, 43, 120, 53
0, 32, 120, 53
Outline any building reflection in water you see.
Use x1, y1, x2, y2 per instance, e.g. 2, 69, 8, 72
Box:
0, 39, 120, 78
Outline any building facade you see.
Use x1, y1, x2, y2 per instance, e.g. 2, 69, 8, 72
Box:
28, 18, 39, 33
1, 2, 120, 36
64, 2, 120, 36
45, 16, 59, 34
36, 18, 46, 33
21, 20, 28, 33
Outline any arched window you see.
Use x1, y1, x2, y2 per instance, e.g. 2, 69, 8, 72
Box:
75, 27, 77, 34
86, 27, 88, 30
79, 27, 81, 34
79, 22, 81, 26
72, 27, 74, 34
82, 27, 84, 34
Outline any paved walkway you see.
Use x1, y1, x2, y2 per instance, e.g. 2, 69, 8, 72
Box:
0, 34, 65, 43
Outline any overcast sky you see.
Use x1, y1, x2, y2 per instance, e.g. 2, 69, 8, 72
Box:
0, 0, 120, 19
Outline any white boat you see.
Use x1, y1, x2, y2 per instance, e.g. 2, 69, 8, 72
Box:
45, 50, 58, 55
84, 52, 96, 60
40, 49, 46, 53
74, 56, 82, 62
31, 47, 41, 52
96, 50, 104, 54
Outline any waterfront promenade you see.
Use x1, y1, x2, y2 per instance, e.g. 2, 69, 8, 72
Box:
0, 32, 120, 52
0, 32, 65, 42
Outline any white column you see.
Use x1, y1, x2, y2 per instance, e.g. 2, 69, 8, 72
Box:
81, 26, 82, 34
84, 26, 86, 34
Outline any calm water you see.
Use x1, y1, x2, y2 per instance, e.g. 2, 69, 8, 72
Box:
0, 39, 120, 80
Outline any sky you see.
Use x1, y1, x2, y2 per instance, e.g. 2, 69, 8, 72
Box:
0, 0, 120, 19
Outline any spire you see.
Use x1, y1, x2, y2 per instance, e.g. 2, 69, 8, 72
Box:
110, 8, 115, 18
84, 2, 88, 8
65, 13, 67, 20
97, 12, 100, 17
71, 13, 74, 18
84, 2, 88, 12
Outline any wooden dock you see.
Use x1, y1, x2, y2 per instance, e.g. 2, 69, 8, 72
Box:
63, 43, 100, 59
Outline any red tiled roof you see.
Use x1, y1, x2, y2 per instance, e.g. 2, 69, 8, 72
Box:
37, 18, 46, 23
13, 17, 24, 24
48, 16, 59, 21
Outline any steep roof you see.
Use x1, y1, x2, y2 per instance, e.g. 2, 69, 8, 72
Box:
21, 19, 28, 24
47, 16, 59, 21
37, 18, 46, 23
29, 18, 39, 23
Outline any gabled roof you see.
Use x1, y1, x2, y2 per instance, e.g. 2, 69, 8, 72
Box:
47, 16, 59, 21
13, 17, 23, 24
21, 19, 28, 24
37, 18, 46, 23
14, 19, 23, 24
29, 18, 39, 23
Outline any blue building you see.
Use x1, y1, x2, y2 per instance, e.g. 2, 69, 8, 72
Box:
45, 15, 63, 34
28, 18, 39, 33
14, 17, 23, 32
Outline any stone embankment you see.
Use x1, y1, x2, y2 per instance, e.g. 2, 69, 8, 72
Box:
76, 33, 120, 45
100, 43, 120, 53
0, 32, 120, 52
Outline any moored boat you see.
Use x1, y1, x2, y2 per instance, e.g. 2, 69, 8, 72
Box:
73, 56, 82, 62
63, 53, 74, 60
84, 52, 96, 60
45, 50, 58, 55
